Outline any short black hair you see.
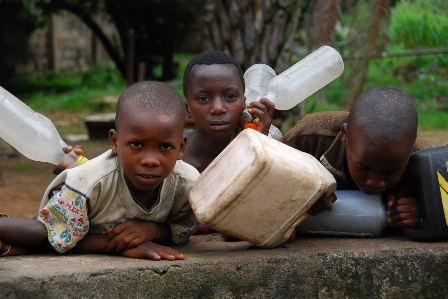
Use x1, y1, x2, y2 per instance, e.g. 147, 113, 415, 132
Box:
182, 50, 245, 97
347, 87, 418, 142
115, 81, 185, 131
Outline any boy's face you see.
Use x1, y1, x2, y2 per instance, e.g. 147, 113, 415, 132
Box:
341, 124, 412, 195
110, 105, 186, 193
185, 64, 245, 139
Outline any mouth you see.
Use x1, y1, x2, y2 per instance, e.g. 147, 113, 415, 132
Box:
136, 173, 161, 184
209, 120, 230, 130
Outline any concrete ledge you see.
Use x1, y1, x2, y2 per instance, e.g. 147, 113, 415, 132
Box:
1, 231, 448, 298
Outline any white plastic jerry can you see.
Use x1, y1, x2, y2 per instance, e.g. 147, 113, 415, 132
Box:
188, 129, 337, 248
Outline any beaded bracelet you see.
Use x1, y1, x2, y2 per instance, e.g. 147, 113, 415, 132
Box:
0, 213, 11, 257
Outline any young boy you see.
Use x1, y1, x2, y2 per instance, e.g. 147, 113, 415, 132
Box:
181, 51, 284, 237
0, 81, 199, 260
281, 86, 432, 227
181, 50, 276, 173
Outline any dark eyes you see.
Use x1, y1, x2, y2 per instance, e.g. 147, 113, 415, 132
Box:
385, 169, 402, 176
224, 94, 238, 101
196, 94, 239, 102
130, 142, 143, 149
160, 144, 174, 150
356, 163, 402, 176
129, 142, 174, 150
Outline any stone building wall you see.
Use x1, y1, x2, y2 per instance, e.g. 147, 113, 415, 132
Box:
16, 13, 118, 76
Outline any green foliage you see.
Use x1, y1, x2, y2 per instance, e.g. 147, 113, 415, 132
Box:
13, 64, 126, 112
81, 63, 126, 88
5, 72, 82, 93
390, 0, 448, 48
26, 87, 114, 111
418, 108, 448, 130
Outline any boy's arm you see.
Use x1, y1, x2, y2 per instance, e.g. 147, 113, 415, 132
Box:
68, 234, 110, 254
0, 216, 54, 256
70, 231, 185, 261
105, 208, 197, 250
105, 220, 171, 252
0, 217, 48, 245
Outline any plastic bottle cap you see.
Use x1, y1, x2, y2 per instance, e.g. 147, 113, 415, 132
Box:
75, 156, 89, 165
244, 122, 258, 130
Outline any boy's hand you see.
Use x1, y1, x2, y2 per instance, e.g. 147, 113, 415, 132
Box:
246, 98, 275, 135
307, 192, 337, 216
53, 145, 84, 175
387, 194, 420, 227
120, 241, 185, 261
106, 220, 169, 253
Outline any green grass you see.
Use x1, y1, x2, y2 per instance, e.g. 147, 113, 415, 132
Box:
5, 72, 82, 94
25, 85, 124, 112
418, 108, 448, 130
9, 62, 127, 112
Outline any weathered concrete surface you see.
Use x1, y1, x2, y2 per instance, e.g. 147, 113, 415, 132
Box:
1, 230, 448, 299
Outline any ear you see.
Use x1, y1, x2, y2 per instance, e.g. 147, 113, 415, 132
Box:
109, 129, 119, 154
177, 135, 187, 160
185, 102, 191, 118
341, 123, 348, 147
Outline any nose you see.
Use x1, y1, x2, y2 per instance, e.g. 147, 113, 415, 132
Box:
365, 173, 386, 189
210, 98, 226, 115
140, 150, 160, 167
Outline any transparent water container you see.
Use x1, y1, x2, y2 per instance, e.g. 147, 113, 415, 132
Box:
0, 86, 87, 167
242, 64, 276, 122
296, 190, 387, 237
188, 129, 337, 248
264, 45, 344, 110
242, 64, 282, 140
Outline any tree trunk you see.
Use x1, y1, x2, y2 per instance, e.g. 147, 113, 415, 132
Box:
204, 0, 302, 74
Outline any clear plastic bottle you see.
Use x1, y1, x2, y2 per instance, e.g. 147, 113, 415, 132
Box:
242, 64, 276, 122
296, 190, 387, 237
242, 64, 283, 140
263, 45, 344, 110
0, 86, 87, 168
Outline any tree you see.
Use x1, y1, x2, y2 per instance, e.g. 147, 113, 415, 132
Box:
341, 0, 391, 106
204, 0, 393, 109
0, 1, 38, 82
203, 0, 303, 74
11, 0, 192, 83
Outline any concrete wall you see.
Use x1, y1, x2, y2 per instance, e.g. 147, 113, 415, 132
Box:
1, 233, 448, 298
16, 14, 118, 76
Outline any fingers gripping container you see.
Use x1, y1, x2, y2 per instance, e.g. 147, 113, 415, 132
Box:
399, 145, 448, 241
188, 129, 337, 248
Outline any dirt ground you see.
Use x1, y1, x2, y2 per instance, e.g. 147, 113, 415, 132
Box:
0, 138, 110, 218
0, 128, 447, 218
